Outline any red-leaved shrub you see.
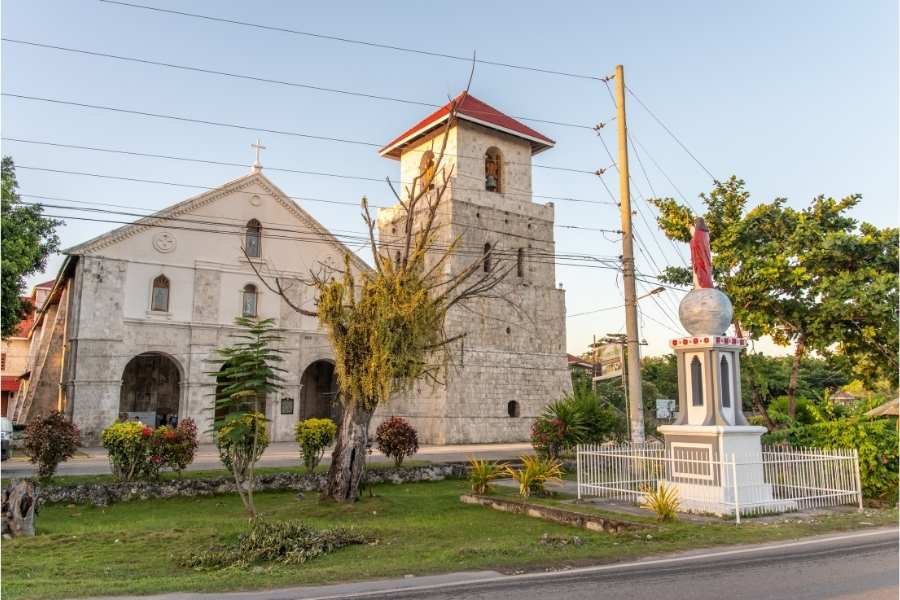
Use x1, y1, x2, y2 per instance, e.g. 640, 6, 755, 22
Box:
23, 411, 81, 480
375, 417, 419, 467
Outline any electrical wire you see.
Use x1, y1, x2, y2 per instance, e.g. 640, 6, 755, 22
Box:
2, 93, 600, 176
98, 0, 605, 82
2, 38, 597, 130
3, 137, 615, 206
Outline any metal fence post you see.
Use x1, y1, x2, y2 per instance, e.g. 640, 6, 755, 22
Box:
851, 448, 864, 511
731, 453, 741, 525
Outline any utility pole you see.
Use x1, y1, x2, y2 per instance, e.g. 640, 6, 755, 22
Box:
613, 64, 645, 443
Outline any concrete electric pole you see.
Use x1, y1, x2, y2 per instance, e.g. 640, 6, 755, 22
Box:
613, 64, 646, 443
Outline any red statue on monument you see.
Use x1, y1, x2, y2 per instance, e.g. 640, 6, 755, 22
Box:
690, 217, 713, 288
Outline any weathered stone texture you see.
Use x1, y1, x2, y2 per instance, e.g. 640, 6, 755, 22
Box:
374, 120, 572, 444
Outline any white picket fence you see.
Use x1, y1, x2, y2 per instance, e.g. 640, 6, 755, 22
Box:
576, 443, 863, 524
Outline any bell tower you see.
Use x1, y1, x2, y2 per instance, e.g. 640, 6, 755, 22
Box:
374, 92, 572, 444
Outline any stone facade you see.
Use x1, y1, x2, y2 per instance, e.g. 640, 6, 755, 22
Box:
374, 113, 572, 444
8, 171, 363, 444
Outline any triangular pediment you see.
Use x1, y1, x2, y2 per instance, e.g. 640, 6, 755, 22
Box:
65, 171, 371, 273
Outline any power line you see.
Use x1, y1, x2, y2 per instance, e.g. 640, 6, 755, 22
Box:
3, 137, 614, 206
14, 165, 620, 232
2, 38, 597, 131
98, 0, 605, 82
33, 207, 622, 269
31, 201, 615, 264
625, 85, 717, 182
3, 93, 599, 176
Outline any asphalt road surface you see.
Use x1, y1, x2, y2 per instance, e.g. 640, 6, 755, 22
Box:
1, 441, 532, 477
399, 529, 899, 600
87, 527, 898, 600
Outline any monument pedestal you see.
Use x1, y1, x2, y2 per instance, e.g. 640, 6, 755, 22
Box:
657, 424, 797, 516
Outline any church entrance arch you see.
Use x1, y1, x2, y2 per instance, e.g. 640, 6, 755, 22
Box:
299, 360, 340, 422
119, 352, 182, 427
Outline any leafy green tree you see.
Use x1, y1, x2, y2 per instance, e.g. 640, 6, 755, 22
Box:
207, 317, 285, 517
641, 355, 678, 400
1, 157, 61, 337
651, 177, 897, 419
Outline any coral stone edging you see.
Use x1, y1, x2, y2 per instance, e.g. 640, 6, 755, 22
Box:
460, 494, 637, 533
29, 463, 469, 508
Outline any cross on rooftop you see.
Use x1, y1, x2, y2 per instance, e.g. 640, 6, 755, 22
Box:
251, 139, 266, 172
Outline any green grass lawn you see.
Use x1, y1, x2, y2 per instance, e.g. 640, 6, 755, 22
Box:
3, 480, 896, 600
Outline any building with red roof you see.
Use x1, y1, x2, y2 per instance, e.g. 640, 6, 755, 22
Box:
372, 92, 572, 443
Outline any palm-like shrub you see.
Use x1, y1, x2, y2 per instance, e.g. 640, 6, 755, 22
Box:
534, 383, 626, 457
467, 457, 508, 495
295, 418, 337, 472
642, 482, 680, 521
506, 455, 564, 498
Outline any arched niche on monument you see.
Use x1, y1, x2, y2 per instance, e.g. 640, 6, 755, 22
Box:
719, 353, 735, 425
686, 353, 705, 425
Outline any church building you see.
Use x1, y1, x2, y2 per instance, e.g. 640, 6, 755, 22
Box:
7, 158, 364, 443
8, 93, 572, 445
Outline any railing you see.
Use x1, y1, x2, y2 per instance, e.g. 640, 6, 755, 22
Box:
576, 443, 863, 524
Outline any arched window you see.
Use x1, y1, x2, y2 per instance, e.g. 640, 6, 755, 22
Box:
483, 243, 492, 273
150, 275, 170, 312
507, 400, 520, 418
720, 355, 731, 408
690, 356, 704, 406
484, 147, 502, 193
241, 284, 258, 317
245, 219, 261, 257
517, 248, 525, 277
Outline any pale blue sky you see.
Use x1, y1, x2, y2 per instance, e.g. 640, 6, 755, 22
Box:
2, 0, 897, 357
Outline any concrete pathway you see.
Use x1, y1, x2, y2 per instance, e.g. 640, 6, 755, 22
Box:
1, 441, 533, 478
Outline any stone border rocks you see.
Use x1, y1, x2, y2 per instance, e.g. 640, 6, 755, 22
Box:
460, 494, 638, 533
24, 463, 469, 508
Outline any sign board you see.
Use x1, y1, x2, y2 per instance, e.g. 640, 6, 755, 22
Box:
592, 344, 623, 381
656, 399, 677, 419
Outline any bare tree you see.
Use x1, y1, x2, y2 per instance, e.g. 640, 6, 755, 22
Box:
247, 86, 513, 502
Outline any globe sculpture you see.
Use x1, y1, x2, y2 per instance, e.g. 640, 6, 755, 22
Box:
678, 287, 733, 335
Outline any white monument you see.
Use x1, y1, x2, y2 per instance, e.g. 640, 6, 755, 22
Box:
657, 218, 794, 515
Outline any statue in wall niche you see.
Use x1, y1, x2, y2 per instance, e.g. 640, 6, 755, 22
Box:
485, 152, 500, 192
418, 150, 435, 190
690, 217, 713, 289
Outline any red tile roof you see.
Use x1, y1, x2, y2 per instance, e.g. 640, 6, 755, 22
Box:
1, 376, 21, 393
34, 279, 56, 290
379, 92, 555, 159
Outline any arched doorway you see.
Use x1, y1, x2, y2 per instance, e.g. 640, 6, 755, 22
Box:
300, 360, 339, 422
119, 352, 181, 427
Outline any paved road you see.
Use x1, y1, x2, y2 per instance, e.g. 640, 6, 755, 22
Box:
86, 527, 898, 600
1, 441, 533, 477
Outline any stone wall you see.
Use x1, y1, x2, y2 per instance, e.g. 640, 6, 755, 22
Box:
29, 463, 469, 508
